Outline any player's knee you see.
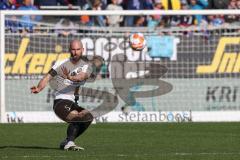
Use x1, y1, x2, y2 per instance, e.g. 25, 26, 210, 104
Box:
78, 111, 93, 122
76, 111, 93, 122
66, 110, 93, 122
66, 110, 79, 122
84, 112, 93, 122
83, 110, 93, 121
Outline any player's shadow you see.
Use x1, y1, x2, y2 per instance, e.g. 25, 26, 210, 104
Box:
0, 145, 59, 150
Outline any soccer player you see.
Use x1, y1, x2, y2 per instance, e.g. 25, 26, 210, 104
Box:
30, 39, 103, 151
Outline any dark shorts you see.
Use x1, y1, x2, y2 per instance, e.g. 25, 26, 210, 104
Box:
53, 99, 84, 122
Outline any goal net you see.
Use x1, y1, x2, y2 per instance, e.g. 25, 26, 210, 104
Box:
1, 10, 240, 123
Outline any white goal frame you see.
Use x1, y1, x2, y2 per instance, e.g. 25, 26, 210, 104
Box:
1, 9, 240, 123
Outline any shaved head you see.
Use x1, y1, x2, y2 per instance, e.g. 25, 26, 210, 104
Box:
70, 39, 83, 49
69, 39, 84, 64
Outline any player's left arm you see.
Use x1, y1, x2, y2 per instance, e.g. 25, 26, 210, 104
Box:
66, 72, 89, 82
61, 64, 92, 82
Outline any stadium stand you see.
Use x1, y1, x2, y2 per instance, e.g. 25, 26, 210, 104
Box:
1, 0, 240, 32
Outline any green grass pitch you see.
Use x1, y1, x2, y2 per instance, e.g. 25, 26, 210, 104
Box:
0, 123, 240, 160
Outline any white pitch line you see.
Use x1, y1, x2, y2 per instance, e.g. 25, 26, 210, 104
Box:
175, 152, 240, 156
1, 155, 67, 159
1, 152, 240, 159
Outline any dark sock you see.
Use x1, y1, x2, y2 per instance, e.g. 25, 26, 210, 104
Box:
67, 123, 80, 141
66, 113, 93, 141
75, 121, 92, 138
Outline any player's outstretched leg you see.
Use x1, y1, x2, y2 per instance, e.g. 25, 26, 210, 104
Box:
60, 110, 93, 151
60, 122, 86, 151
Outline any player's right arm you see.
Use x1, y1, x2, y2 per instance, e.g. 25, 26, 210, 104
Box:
31, 60, 62, 94
30, 73, 53, 94
31, 59, 67, 93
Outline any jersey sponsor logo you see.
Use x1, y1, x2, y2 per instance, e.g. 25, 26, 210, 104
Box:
196, 37, 240, 73
70, 66, 84, 76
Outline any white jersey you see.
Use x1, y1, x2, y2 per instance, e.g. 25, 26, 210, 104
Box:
49, 58, 93, 102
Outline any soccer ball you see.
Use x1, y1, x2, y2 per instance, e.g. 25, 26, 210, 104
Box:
129, 33, 146, 51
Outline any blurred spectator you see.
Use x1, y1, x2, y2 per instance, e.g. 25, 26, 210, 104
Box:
68, 0, 89, 9
18, 0, 42, 32
5, 16, 20, 33
179, 2, 195, 27
100, 0, 108, 9
1, 0, 240, 30
144, 0, 154, 9
122, 0, 144, 10
0, 0, 19, 32
80, 15, 90, 26
15, 0, 23, 6
88, 0, 106, 26
237, 0, 240, 8
237, 0, 240, 25
134, 16, 146, 26
147, 1, 164, 28
189, 0, 208, 25
208, 0, 230, 9
34, 0, 68, 6
228, 0, 238, 8
106, 0, 123, 27
225, 0, 239, 24
117, 0, 124, 5
0, 0, 16, 9
152, 1, 164, 20
123, 0, 145, 26
54, 18, 77, 36
207, 15, 225, 27
170, 2, 194, 27
161, 0, 181, 10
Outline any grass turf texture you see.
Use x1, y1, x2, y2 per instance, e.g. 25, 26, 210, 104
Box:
0, 123, 239, 160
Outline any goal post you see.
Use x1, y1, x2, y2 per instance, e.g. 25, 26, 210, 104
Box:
0, 11, 6, 123
1, 10, 240, 123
